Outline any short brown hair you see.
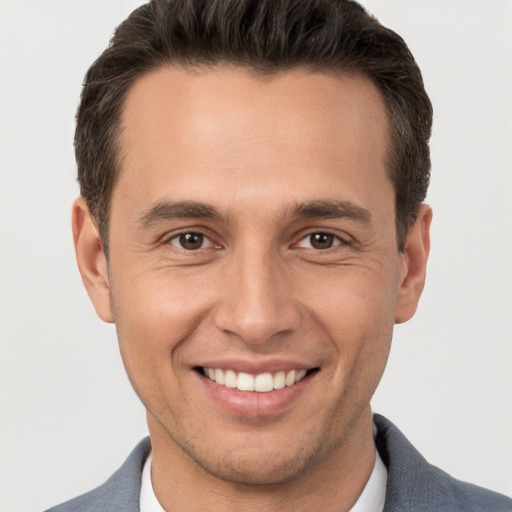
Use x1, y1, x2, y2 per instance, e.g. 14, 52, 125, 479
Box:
76, 0, 432, 253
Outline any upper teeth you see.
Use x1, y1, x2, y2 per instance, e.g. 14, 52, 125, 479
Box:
203, 368, 307, 393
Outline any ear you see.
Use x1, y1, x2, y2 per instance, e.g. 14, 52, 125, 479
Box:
395, 204, 432, 324
72, 197, 114, 323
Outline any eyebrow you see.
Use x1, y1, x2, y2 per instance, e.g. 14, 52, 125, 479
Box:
137, 198, 372, 228
286, 199, 373, 223
137, 200, 223, 228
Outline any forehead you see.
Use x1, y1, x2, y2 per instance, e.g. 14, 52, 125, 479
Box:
115, 65, 391, 217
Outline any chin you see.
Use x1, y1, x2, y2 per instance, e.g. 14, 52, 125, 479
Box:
191, 450, 317, 486
177, 428, 339, 486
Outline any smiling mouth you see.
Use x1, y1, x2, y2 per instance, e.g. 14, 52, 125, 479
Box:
196, 367, 319, 393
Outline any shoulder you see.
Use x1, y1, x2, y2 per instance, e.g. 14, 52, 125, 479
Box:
374, 414, 512, 512
44, 437, 151, 512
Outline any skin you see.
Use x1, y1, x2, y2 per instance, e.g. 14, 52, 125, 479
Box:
73, 66, 431, 512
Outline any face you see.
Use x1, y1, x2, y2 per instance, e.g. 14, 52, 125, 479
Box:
74, 66, 430, 485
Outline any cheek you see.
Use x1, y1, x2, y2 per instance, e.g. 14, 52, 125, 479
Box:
318, 279, 395, 412
301, 266, 398, 373
110, 271, 212, 383
304, 263, 399, 329
113, 266, 208, 332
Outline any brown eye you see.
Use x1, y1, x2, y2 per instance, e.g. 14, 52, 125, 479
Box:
310, 233, 335, 249
169, 232, 206, 250
296, 232, 341, 250
181, 233, 203, 250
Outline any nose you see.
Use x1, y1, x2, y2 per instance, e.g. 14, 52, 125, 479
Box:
213, 245, 302, 346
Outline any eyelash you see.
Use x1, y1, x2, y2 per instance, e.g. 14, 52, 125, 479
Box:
165, 230, 218, 251
163, 230, 350, 252
294, 231, 348, 250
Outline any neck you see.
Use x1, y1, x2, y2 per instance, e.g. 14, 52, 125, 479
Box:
148, 407, 376, 512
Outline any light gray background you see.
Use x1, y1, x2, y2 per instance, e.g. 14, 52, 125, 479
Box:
1, 1, 511, 510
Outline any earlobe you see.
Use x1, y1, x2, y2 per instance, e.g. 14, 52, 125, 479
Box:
395, 204, 432, 324
72, 197, 114, 323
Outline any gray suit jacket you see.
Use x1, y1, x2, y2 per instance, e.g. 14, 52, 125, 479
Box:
45, 415, 512, 511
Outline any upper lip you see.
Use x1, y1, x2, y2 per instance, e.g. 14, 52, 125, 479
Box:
194, 358, 318, 374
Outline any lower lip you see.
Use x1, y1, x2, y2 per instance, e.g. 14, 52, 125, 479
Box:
196, 371, 315, 418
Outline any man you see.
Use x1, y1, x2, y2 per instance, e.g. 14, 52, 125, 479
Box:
45, 0, 511, 511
